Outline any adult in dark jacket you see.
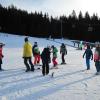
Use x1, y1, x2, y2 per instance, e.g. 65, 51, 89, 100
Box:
83, 45, 93, 70
60, 43, 67, 64
41, 48, 50, 76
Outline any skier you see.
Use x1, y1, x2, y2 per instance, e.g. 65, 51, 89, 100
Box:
94, 42, 100, 75
51, 45, 58, 68
32, 42, 40, 65
60, 43, 67, 64
79, 41, 83, 50
0, 43, 5, 71
83, 45, 93, 70
23, 37, 34, 72
41, 47, 50, 76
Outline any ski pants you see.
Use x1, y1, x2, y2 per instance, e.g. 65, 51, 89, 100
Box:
95, 61, 100, 72
42, 62, 49, 75
0, 59, 2, 70
62, 53, 65, 63
52, 57, 58, 66
24, 57, 34, 70
86, 58, 90, 70
34, 55, 40, 64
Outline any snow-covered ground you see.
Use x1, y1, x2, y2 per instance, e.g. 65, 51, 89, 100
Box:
0, 32, 100, 100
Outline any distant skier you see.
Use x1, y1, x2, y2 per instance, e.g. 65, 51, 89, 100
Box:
41, 47, 50, 76
79, 41, 83, 50
0, 43, 5, 71
60, 43, 67, 64
23, 37, 34, 72
32, 42, 40, 65
83, 45, 93, 70
94, 42, 100, 75
51, 45, 58, 68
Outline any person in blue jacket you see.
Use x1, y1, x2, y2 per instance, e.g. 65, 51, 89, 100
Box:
83, 45, 93, 70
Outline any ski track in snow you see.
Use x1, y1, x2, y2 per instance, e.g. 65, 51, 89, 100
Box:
0, 33, 100, 100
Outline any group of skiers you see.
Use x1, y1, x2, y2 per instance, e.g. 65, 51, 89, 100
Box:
0, 37, 100, 76
22, 37, 67, 75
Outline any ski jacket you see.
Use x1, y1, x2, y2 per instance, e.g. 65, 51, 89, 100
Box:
41, 48, 50, 63
94, 48, 100, 61
83, 49, 93, 59
33, 47, 40, 55
32, 45, 40, 55
53, 47, 58, 58
0, 47, 3, 59
60, 45, 67, 55
23, 42, 32, 57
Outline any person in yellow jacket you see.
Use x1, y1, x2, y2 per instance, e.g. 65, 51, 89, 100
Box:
23, 37, 34, 72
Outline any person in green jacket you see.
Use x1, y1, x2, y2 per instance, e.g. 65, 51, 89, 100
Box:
23, 37, 34, 72
51, 45, 58, 67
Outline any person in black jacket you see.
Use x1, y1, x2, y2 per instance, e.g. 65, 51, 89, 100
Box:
83, 45, 93, 70
60, 43, 67, 64
41, 47, 50, 76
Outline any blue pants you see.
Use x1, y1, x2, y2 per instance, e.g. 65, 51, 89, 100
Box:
86, 59, 90, 70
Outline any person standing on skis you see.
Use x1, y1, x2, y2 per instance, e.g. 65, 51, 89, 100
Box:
0, 43, 5, 71
83, 44, 93, 70
51, 45, 58, 68
32, 42, 40, 65
23, 37, 34, 72
60, 43, 67, 64
41, 47, 50, 76
94, 42, 100, 75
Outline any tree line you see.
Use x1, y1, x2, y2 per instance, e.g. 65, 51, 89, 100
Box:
0, 4, 100, 42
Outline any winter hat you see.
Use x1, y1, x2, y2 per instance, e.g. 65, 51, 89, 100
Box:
0, 43, 5, 47
51, 45, 54, 49
25, 37, 28, 42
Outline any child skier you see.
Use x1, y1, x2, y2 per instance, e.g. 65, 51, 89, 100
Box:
41, 47, 50, 76
51, 45, 58, 68
0, 43, 5, 71
94, 42, 100, 75
83, 45, 93, 70
32, 42, 40, 65
60, 43, 67, 64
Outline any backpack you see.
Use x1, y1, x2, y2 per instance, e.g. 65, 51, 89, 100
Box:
94, 51, 100, 61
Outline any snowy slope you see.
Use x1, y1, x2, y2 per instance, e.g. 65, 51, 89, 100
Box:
0, 32, 100, 100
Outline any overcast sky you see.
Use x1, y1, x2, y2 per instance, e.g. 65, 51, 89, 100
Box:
0, 0, 100, 17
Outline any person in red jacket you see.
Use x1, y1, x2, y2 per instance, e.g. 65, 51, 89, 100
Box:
0, 43, 5, 71
94, 42, 100, 75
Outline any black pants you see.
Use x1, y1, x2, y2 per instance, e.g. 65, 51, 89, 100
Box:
24, 57, 34, 71
0, 59, 2, 70
62, 54, 65, 63
42, 62, 49, 75
95, 61, 100, 72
